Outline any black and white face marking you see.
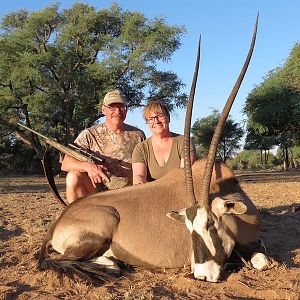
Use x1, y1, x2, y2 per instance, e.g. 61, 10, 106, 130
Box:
185, 206, 234, 282
167, 199, 245, 282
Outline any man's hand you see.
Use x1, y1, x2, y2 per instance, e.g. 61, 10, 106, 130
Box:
61, 154, 110, 189
86, 163, 110, 188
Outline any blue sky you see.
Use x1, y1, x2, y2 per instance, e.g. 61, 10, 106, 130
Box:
1, 1, 299, 138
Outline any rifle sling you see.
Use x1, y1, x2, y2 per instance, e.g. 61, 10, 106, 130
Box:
41, 151, 68, 207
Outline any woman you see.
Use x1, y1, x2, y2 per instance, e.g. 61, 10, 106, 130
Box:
132, 101, 196, 185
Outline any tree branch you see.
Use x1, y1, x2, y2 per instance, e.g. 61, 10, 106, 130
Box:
0, 82, 12, 88
29, 80, 47, 93
115, 60, 130, 81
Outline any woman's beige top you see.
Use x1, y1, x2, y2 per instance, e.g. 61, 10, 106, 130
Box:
132, 133, 195, 181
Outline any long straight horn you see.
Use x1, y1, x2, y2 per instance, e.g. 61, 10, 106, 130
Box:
184, 36, 201, 206
200, 13, 259, 207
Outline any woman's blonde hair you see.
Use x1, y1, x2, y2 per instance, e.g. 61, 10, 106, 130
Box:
143, 101, 170, 120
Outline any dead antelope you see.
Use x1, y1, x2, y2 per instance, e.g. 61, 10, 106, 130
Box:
39, 15, 265, 283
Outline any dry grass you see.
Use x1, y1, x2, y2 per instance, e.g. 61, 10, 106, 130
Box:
0, 174, 300, 299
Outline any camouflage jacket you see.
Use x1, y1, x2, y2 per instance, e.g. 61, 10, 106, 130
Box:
75, 123, 145, 189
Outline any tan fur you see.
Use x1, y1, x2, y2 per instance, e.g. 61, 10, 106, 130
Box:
44, 159, 261, 269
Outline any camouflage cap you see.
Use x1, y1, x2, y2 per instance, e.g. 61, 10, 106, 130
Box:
103, 89, 128, 106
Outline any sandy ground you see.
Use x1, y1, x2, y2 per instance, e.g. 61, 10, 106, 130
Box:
0, 172, 300, 300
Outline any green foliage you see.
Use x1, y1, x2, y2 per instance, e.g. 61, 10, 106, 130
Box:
0, 134, 42, 174
280, 43, 300, 92
291, 145, 300, 157
228, 149, 280, 171
244, 43, 300, 169
191, 109, 244, 162
244, 43, 300, 142
244, 127, 276, 151
245, 77, 300, 136
276, 145, 300, 168
0, 2, 186, 152
291, 146, 300, 168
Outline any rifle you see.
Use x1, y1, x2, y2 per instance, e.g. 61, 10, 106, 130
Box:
17, 123, 107, 206
17, 123, 105, 164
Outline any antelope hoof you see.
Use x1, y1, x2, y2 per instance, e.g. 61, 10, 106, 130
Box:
250, 252, 270, 271
91, 256, 121, 276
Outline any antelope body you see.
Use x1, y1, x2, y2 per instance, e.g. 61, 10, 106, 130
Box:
40, 160, 261, 282
39, 15, 262, 282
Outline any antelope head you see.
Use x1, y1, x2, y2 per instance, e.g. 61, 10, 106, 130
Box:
167, 14, 259, 282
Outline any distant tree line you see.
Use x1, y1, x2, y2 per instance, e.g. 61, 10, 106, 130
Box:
0, 3, 299, 174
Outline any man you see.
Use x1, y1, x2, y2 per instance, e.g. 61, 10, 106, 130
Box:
61, 89, 145, 203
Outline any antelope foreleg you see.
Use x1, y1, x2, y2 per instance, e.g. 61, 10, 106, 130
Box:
38, 229, 54, 269
59, 234, 111, 261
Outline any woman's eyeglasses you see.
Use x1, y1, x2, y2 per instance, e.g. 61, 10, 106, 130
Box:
146, 114, 166, 124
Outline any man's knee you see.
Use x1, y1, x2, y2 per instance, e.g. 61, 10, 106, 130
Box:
65, 171, 97, 203
66, 171, 86, 188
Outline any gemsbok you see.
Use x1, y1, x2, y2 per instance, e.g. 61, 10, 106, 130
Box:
39, 14, 268, 283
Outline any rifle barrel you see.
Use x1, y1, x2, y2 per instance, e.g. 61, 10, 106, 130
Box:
17, 123, 49, 140
17, 122, 104, 164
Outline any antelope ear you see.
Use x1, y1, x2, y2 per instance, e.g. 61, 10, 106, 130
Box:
224, 200, 247, 215
166, 210, 186, 224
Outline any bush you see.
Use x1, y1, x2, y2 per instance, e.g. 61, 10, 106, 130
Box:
228, 149, 279, 171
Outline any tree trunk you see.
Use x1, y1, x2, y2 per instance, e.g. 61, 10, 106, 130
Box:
289, 149, 295, 169
285, 147, 290, 170
223, 141, 227, 163
282, 148, 286, 171
283, 147, 289, 171
223, 143, 226, 162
